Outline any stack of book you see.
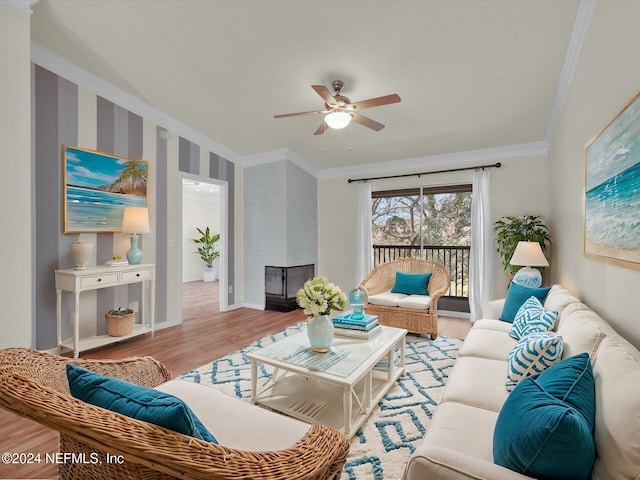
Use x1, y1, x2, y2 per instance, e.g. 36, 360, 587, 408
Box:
332, 311, 381, 339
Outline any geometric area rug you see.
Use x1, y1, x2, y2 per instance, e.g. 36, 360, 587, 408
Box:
180, 323, 462, 480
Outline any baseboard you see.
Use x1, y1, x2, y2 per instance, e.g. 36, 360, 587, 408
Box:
242, 302, 265, 310
223, 303, 244, 311
439, 310, 470, 319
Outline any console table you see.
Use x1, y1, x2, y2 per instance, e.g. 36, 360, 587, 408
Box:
55, 264, 155, 358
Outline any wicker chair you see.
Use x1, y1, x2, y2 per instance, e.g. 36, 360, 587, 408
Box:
358, 258, 450, 338
0, 348, 349, 480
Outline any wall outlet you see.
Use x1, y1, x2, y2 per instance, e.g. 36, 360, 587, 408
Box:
228, 285, 233, 295
128, 301, 139, 313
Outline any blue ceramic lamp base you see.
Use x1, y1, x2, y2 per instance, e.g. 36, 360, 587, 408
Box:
512, 267, 542, 288
126, 234, 143, 265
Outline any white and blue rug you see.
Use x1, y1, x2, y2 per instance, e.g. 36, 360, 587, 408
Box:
180, 324, 462, 480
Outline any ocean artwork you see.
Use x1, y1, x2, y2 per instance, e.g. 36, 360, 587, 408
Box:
584, 91, 640, 269
64, 146, 148, 233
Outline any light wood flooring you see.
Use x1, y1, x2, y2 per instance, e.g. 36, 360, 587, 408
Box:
0, 281, 471, 479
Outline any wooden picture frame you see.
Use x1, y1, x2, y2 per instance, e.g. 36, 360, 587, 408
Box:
63, 145, 148, 233
584, 90, 640, 270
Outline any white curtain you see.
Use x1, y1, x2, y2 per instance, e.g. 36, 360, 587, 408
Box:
354, 181, 373, 285
469, 169, 493, 322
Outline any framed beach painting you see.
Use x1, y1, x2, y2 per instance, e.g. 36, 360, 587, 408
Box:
63, 146, 148, 233
584, 90, 640, 270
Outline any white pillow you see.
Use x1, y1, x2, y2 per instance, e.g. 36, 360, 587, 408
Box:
509, 296, 558, 340
506, 331, 563, 392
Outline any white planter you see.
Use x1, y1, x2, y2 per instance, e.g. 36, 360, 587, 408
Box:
203, 266, 216, 282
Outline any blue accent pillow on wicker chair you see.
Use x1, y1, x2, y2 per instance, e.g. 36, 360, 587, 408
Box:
66, 364, 217, 443
390, 271, 431, 295
494, 353, 595, 480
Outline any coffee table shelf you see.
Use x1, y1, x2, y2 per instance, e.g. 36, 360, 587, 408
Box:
247, 326, 407, 438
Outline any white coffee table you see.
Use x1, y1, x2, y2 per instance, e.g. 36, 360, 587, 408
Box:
247, 325, 407, 438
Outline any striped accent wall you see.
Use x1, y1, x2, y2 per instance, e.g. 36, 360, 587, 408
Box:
32, 65, 235, 350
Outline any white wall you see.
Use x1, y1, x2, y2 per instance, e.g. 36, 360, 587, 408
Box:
548, 1, 640, 348
318, 154, 549, 299
182, 188, 220, 282
0, 5, 32, 348
243, 158, 318, 307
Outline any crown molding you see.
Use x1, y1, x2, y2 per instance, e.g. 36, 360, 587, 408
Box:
545, 0, 596, 147
317, 141, 549, 180
0, 0, 37, 13
30, 42, 240, 163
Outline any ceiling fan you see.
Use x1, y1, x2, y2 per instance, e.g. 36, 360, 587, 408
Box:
274, 80, 401, 135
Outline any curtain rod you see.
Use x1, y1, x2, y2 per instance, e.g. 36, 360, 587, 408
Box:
347, 162, 502, 183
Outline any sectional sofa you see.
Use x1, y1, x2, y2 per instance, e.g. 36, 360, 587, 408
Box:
403, 284, 640, 480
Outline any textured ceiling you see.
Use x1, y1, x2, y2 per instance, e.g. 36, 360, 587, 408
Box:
30, 0, 580, 171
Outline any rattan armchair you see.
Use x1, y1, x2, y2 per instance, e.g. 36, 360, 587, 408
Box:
358, 258, 450, 338
0, 348, 349, 480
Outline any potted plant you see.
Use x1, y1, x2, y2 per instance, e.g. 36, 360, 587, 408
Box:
192, 227, 220, 282
494, 215, 551, 275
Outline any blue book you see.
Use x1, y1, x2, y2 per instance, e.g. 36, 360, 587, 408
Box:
333, 321, 379, 332
332, 311, 378, 327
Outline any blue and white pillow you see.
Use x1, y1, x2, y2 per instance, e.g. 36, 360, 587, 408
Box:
506, 331, 563, 391
509, 296, 558, 340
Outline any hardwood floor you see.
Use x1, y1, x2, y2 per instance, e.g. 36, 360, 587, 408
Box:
0, 281, 471, 479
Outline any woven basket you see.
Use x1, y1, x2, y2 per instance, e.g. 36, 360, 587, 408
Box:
106, 309, 135, 337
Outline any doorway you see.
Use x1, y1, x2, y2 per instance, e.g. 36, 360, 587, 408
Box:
180, 174, 227, 319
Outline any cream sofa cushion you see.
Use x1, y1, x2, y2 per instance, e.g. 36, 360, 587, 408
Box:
556, 303, 611, 359
441, 356, 508, 412
368, 291, 408, 307
591, 335, 640, 480
419, 401, 499, 463
472, 319, 512, 333
543, 285, 581, 320
156, 379, 310, 451
458, 327, 517, 361
397, 294, 431, 310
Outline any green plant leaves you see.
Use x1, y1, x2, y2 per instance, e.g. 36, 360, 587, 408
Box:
192, 226, 220, 267
494, 216, 551, 273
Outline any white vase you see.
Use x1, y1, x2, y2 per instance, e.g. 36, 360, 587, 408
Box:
307, 314, 334, 353
69, 241, 93, 270
203, 265, 216, 282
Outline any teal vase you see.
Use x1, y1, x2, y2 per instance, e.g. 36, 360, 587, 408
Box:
307, 315, 334, 353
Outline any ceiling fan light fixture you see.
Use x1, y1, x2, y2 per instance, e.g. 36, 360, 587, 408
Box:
324, 111, 351, 129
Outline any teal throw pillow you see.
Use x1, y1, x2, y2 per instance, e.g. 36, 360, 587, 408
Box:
66, 364, 217, 443
506, 331, 563, 391
494, 354, 596, 480
500, 283, 551, 323
509, 296, 558, 340
390, 271, 431, 296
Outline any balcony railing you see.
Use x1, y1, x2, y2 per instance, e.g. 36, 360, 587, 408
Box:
373, 244, 470, 299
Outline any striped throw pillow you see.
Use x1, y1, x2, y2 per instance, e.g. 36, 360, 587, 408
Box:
506, 332, 563, 392
509, 296, 558, 340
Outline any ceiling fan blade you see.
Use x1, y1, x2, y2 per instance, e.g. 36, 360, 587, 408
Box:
313, 121, 329, 135
351, 112, 385, 131
311, 85, 336, 105
274, 109, 327, 119
351, 93, 401, 110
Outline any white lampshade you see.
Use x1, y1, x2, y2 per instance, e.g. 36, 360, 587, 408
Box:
510, 241, 549, 267
324, 111, 351, 129
121, 206, 150, 234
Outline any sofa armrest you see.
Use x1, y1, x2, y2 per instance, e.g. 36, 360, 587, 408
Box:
403, 444, 533, 480
482, 299, 505, 320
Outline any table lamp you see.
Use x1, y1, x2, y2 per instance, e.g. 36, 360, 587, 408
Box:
509, 241, 549, 288
121, 206, 150, 265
